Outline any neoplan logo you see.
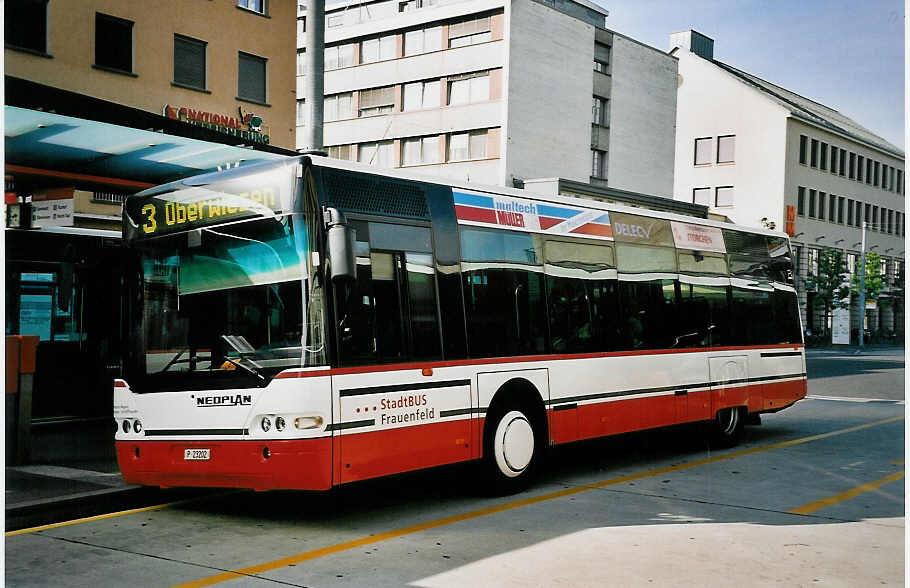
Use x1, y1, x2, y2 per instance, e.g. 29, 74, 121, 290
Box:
196, 394, 252, 408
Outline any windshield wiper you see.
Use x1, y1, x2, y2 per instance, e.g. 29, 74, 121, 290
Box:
220, 335, 266, 382
219, 356, 266, 383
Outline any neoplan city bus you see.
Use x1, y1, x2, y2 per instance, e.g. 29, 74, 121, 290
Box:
115, 155, 806, 494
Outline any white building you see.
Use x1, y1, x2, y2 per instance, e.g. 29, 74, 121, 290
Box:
295, 0, 678, 198
671, 30, 905, 342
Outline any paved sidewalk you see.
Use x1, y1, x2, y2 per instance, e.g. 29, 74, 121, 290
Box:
4, 419, 169, 531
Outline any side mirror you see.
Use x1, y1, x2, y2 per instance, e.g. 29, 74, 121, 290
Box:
324, 207, 356, 282
770, 256, 793, 272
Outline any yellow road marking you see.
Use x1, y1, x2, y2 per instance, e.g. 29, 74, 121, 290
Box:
172, 414, 904, 588
5, 500, 188, 537
789, 470, 905, 515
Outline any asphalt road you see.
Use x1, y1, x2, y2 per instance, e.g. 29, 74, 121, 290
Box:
6, 349, 905, 587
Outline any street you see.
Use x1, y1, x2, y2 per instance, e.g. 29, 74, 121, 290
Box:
5, 348, 905, 587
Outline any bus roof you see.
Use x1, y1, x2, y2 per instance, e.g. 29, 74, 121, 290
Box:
304, 155, 791, 240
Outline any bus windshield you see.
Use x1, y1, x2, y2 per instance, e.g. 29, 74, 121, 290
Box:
128, 213, 325, 391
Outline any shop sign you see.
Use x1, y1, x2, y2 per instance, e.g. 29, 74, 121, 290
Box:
32, 188, 74, 228
163, 104, 269, 144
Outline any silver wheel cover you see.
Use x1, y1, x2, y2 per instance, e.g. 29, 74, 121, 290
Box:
493, 410, 535, 478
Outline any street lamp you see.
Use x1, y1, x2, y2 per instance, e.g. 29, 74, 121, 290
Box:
814, 235, 826, 242
834, 239, 844, 245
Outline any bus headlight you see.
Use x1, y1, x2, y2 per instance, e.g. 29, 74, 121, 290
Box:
294, 416, 323, 430
261, 416, 271, 432
275, 416, 286, 432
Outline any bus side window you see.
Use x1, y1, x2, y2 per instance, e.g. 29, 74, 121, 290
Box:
543, 239, 620, 353
615, 242, 679, 350
460, 227, 546, 358
676, 249, 730, 348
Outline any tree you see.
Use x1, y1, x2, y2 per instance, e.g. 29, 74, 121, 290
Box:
851, 250, 885, 303
805, 248, 850, 343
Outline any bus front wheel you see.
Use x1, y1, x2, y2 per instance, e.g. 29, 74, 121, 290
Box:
483, 406, 540, 494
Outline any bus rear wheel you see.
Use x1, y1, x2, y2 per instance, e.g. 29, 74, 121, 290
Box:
483, 406, 540, 495
710, 406, 744, 448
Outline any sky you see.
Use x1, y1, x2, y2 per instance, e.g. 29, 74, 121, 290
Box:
596, 0, 905, 150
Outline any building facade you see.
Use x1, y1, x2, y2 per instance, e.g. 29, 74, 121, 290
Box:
296, 0, 678, 197
671, 31, 904, 343
4, 0, 295, 429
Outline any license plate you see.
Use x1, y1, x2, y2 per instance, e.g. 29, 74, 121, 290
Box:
184, 448, 211, 461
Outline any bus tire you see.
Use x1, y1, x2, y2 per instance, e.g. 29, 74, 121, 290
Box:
482, 404, 541, 495
710, 406, 745, 448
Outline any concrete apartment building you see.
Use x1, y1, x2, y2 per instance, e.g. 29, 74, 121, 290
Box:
4, 0, 295, 431
295, 0, 679, 201
671, 31, 905, 342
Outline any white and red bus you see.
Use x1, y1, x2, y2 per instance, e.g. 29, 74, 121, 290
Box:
115, 156, 806, 494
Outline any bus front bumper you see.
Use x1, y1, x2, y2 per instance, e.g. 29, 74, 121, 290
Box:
116, 437, 333, 491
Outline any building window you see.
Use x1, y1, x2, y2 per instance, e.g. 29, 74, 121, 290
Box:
864, 203, 871, 228
715, 186, 734, 207
6, 0, 47, 54
403, 80, 441, 111
358, 141, 394, 167
889, 167, 895, 191
817, 191, 825, 220
447, 72, 490, 106
897, 169, 903, 194
402, 135, 441, 166
325, 44, 355, 71
866, 158, 872, 184
591, 149, 607, 179
808, 189, 817, 218
857, 155, 864, 182
297, 17, 306, 37
449, 130, 488, 161
847, 199, 854, 225
296, 49, 306, 76
92, 191, 128, 204
327, 145, 354, 161
693, 187, 711, 206
399, 0, 437, 11
694, 137, 712, 165
237, 0, 266, 14
874, 161, 880, 187
849, 152, 856, 179
837, 196, 845, 224
794, 245, 802, 275
361, 34, 396, 64
174, 35, 206, 90
820, 142, 828, 171
829, 146, 838, 174
799, 135, 808, 164
853, 200, 861, 226
592, 96, 609, 126
296, 99, 306, 125
593, 42, 610, 72
810, 139, 818, 167
717, 135, 735, 163
807, 248, 819, 277
238, 52, 267, 104
324, 92, 353, 121
887, 209, 894, 233
448, 15, 491, 48
95, 13, 133, 73
797, 186, 805, 216
358, 86, 395, 117
327, 13, 344, 28
828, 194, 836, 222
872, 206, 879, 231
847, 253, 857, 277
404, 26, 442, 56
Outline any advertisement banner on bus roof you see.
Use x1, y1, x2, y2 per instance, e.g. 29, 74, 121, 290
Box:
610, 212, 673, 247
453, 190, 613, 240
670, 221, 726, 253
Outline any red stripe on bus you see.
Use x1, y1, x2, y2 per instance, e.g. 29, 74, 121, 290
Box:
454, 204, 497, 224
115, 378, 805, 491
570, 223, 614, 238
275, 344, 804, 379
116, 437, 333, 491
